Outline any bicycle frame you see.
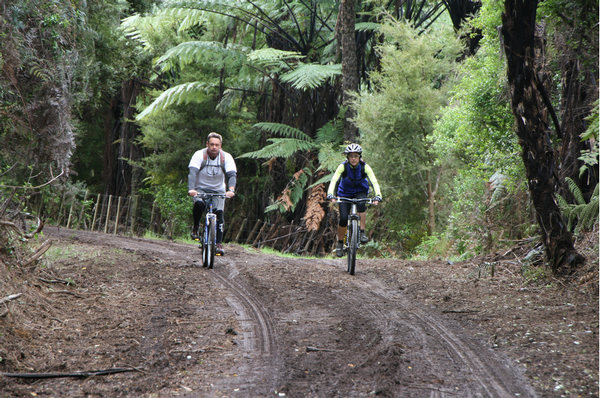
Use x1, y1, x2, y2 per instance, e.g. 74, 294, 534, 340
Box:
194, 193, 227, 269
334, 197, 373, 275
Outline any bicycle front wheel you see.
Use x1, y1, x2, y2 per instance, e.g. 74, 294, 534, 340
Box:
202, 225, 209, 267
207, 217, 216, 269
347, 219, 358, 275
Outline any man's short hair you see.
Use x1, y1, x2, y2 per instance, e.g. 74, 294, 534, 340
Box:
207, 132, 223, 143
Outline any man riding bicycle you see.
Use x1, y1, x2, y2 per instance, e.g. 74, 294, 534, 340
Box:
188, 132, 237, 255
327, 143, 381, 257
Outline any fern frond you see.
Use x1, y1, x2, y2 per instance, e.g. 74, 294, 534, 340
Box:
556, 193, 569, 209
290, 177, 305, 205
136, 82, 213, 120
237, 138, 316, 159
279, 63, 342, 90
565, 177, 585, 205
156, 41, 247, 72
253, 122, 312, 140
315, 120, 343, 144
316, 143, 344, 172
355, 22, 381, 32
247, 48, 303, 64
308, 173, 333, 189
490, 183, 507, 206
578, 196, 599, 231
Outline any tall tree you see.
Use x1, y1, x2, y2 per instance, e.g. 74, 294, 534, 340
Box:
340, 0, 358, 143
501, 0, 584, 273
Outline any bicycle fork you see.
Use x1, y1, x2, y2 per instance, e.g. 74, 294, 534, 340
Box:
345, 214, 361, 251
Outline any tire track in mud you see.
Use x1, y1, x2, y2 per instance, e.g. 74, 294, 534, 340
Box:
42, 228, 539, 397
207, 262, 282, 395
342, 274, 538, 398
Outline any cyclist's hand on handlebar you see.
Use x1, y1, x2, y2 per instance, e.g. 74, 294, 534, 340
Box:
225, 190, 235, 199
326, 194, 336, 203
373, 195, 382, 206
189, 189, 198, 197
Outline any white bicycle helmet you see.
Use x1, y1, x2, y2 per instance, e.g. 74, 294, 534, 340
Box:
343, 143, 363, 154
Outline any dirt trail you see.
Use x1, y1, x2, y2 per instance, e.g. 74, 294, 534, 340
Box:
1, 227, 597, 397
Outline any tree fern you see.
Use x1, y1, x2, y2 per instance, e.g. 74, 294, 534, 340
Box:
247, 48, 303, 69
238, 138, 316, 160
557, 177, 599, 232
156, 41, 247, 72
136, 82, 213, 120
579, 99, 599, 177
252, 122, 312, 140
279, 63, 342, 91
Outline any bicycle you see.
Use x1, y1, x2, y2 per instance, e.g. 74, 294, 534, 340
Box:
193, 193, 227, 269
334, 197, 374, 275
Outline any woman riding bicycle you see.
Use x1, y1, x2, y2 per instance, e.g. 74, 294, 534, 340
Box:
327, 143, 382, 257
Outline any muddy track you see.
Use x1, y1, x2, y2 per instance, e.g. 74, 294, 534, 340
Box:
42, 227, 539, 397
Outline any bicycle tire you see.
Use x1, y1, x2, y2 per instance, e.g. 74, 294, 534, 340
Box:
201, 226, 209, 267
207, 217, 216, 269
347, 219, 358, 275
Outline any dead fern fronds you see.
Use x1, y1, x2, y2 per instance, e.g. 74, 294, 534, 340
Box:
305, 184, 326, 231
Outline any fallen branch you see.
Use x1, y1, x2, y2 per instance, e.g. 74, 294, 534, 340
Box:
441, 309, 479, 314
0, 367, 141, 379
0, 293, 22, 305
306, 346, 344, 353
0, 221, 23, 237
170, 346, 226, 354
22, 239, 52, 267
46, 290, 86, 299
38, 277, 70, 285
24, 217, 44, 239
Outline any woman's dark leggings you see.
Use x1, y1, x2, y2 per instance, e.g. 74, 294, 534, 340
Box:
338, 192, 368, 227
193, 200, 225, 244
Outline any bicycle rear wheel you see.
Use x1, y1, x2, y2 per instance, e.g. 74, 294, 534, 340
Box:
207, 217, 216, 269
347, 219, 358, 275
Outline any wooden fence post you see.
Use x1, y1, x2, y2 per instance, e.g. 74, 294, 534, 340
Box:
114, 196, 122, 234
77, 190, 89, 230
104, 195, 113, 234
66, 200, 75, 229
91, 194, 101, 232
130, 195, 139, 236
234, 218, 247, 243
149, 201, 156, 234
253, 221, 269, 247
124, 197, 131, 234
245, 219, 262, 245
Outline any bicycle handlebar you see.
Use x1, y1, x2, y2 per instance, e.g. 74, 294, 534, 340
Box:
194, 193, 228, 199
333, 197, 375, 204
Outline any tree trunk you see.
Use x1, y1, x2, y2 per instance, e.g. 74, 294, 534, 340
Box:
501, 0, 584, 274
340, 0, 358, 143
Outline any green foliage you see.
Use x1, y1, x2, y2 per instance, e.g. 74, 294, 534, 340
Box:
156, 41, 248, 75
557, 178, 599, 232
238, 123, 315, 160
579, 100, 599, 177
144, 184, 191, 238
410, 232, 453, 260
136, 82, 214, 120
353, 18, 463, 235
278, 63, 342, 91
264, 167, 311, 214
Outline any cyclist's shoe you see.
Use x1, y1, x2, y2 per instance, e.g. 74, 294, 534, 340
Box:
335, 241, 344, 257
216, 243, 225, 256
191, 225, 200, 240
360, 230, 369, 244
